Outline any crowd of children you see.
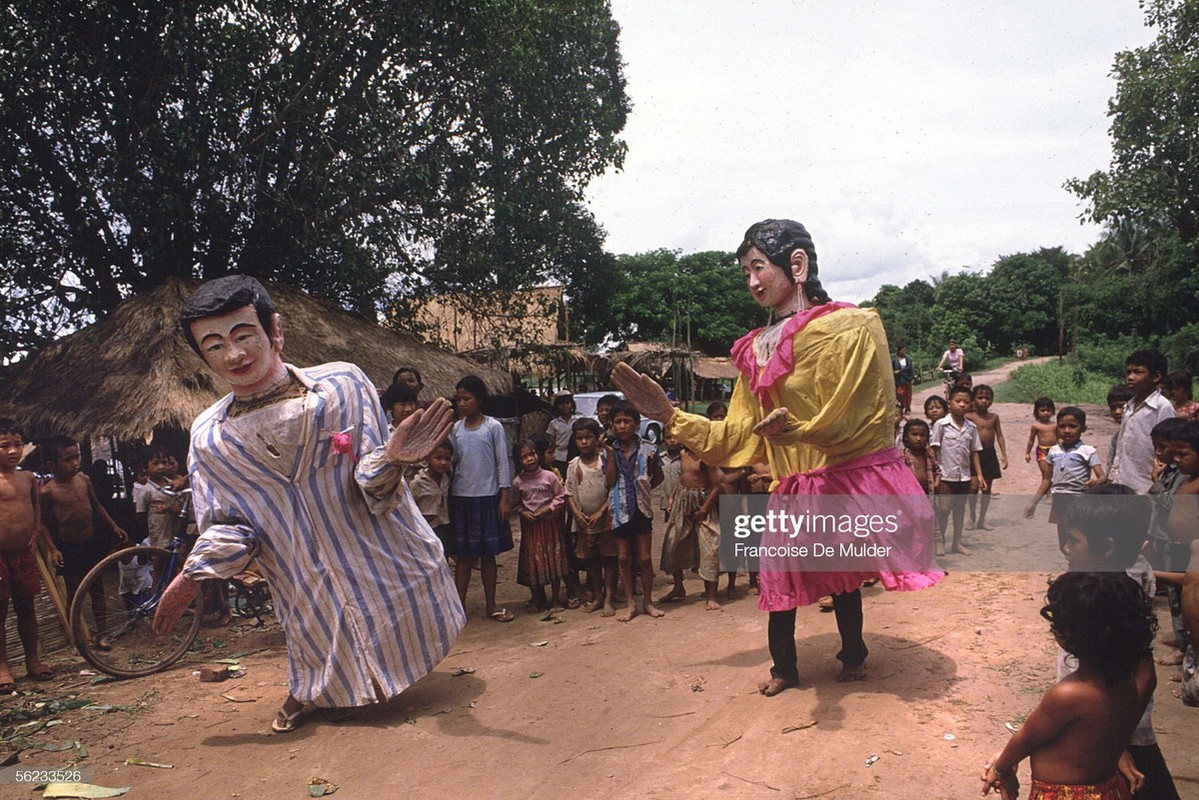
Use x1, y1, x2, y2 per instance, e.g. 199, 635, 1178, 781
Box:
2, 345, 1196, 796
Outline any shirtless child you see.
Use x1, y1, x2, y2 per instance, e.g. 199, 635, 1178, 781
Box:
0, 419, 57, 687
39, 436, 128, 650
1025, 398, 1058, 517
967, 385, 1008, 530
712, 465, 746, 600
658, 445, 720, 609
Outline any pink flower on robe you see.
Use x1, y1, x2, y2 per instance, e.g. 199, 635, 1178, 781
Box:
332, 431, 355, 459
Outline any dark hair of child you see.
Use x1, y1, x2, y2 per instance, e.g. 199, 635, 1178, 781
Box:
528, 433, 553, 460
0, 418, 23, 437
924, 396, 948, 414
571, 417, 602, 437
392, 365, 422, 385
1061, 483, 1150, 569
706, 401, 728, 418
42, 435, 77, 464
381, 382, 417, 411
1125, 348, 1168, 380
1040, 571, 1157, 685
140, 444, 171, 469
1165, 369, 1193, 400
597, 393, 621, 409
1170, 419, 1199, 452
1151, 417, 1188, 442
456, 374, 490, 402
514, 437, 542, 464
431, 438, 452, 456
1057, 406, 1086, 426
955, 372, 973, 385
948, 385, 973, 402
903, 418, 930, 438
609, 400, 641, 426
1106, 383, 1134, 406
1033, 396, 1055, 414
972, 384, 993, 397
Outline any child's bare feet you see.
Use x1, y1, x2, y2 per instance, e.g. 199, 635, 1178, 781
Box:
643, 602, 665, 618
601, 602, 616, 617
706, 599, 722, 611
582, 600, 602, 613
24, 660, 53, 681
0, 663, 15, 692
725, 585, 736, 600
757, 676, 797, 696
837, 664, 867, 682
950, 544, 973, 556
616, 605, 637, 622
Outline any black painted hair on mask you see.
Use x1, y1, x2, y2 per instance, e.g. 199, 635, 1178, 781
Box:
180, 275, 276, 355
735, 219, 831, 305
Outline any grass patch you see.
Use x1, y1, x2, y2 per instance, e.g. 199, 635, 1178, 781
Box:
993, 361, 1116, 406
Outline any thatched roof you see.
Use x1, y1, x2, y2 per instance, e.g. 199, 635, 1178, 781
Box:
694, 357, 740, 380
0, 278, 511, 441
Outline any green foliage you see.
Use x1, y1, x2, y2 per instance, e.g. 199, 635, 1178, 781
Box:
992, 361, 1117, 406
574, 249, 763, 354
0, 0, 629, 359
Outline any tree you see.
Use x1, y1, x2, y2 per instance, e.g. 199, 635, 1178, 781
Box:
0, 1, 628, 359
577, 250, 763, 355
1067, 0, 1199, 242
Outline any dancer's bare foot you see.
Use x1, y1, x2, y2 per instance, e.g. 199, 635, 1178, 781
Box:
659, 587, 686, 603
757, 676, 797, 696
643, 602, 666, 618
616, 606, 636, 622
837, 664, 867, 682
950, 544, 973, 556
706, 599, 723, 611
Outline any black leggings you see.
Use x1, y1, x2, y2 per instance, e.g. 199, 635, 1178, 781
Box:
767, 589, 866, 683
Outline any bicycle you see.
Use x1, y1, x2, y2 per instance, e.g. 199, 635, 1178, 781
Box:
941, 368, 960, 398
69, 489, 203, 678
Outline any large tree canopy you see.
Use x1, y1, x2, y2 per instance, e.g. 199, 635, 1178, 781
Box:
0, 0, 628, 359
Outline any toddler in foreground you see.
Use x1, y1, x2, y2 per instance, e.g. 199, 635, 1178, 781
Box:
981, 571, 1157, 800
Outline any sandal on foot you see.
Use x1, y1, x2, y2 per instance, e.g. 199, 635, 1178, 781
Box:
488, 608, 514, 623
272, 704, 305, 733
565, 597, 582, 610
817, 595, 834, 612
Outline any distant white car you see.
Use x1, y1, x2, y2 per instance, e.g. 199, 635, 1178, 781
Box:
572, 391, 663, 445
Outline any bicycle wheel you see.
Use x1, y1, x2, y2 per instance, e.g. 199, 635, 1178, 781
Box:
70, 546, 203, 678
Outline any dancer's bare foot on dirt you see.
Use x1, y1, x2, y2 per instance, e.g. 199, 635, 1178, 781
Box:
950, 544, 973, 556
659, 587, 686, 603
706, 599, 722, 611
601, 602, 616, 617
616, 605, 637, 622
757, 676, 797, 696
643, 602, 666, 618
837, 664, 867, 682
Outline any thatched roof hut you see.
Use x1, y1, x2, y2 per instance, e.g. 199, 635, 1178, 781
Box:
0, 278, 512, 441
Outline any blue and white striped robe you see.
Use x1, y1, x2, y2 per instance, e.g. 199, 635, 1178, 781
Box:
182, 362, 466, 707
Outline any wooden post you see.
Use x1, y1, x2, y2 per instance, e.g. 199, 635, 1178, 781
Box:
33, 536, 73, 647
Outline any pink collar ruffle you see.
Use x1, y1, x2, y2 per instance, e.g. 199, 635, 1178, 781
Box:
730, 301, 857, 406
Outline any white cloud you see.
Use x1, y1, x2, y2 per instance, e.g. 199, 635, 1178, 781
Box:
586, 0, 1156, 302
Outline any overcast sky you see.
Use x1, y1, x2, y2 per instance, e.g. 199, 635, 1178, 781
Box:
584, 0, 1158, 302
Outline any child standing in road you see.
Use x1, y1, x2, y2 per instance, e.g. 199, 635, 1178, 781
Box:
981, 572, 1157, 800
967, 385, 1007, 530
0, 419, 56, 687
608, 401, 664, 622
512, 438, 568, 613
1025, 398, 1058, 510
930, 386, 982, 556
